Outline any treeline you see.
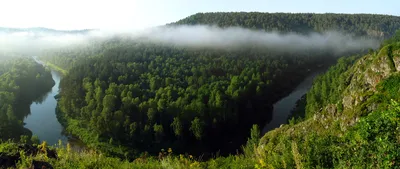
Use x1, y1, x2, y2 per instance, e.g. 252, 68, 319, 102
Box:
174, 12, 400, 37
0, 58, 54, 140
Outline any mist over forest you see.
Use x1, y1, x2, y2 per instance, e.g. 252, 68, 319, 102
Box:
0, 25, 380, 56
1, 12, 400, 169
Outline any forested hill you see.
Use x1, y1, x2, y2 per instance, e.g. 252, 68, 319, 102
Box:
173, 12, 400, 37
1, 28, 399, 169
0, 58, 55, 140
1, 14, 400, 168
38, 12, 400, 160
253, 31, 400, 168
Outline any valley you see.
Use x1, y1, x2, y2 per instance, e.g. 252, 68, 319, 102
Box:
0, 12, 399, 168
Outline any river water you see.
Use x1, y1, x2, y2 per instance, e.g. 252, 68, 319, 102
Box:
24, 57, 85, 148
262, 71, 321, 134
23, 70, 68, 146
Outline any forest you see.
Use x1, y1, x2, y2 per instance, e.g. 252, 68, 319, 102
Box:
174, 12, 400, 38
1, 35, 399, 168
37, 12, 400, 159
0, 57, 55, 140
0, 12, 400, 168
52, 41, 338, 158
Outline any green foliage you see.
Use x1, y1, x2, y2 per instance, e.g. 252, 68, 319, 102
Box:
243, 124, 260, 158
30, 135, 40, 145
189, 117, 205, 140
0, 57, 55, 140
383, 29, 400, 46
45, 61, 68, 75
0, 141, 255, 169
336, 100, 400, 168
175, 12, 400, 37
256, 99, 400, 169
305, 55, 359, 118
50, 38, 337, 157
32, 13, 400, 168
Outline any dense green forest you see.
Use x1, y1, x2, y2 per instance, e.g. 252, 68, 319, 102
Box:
174, 12, 400, 37
36, 12, 400, 160
2, 38, 400, 167
0, 58, 55, 140
0, 12, 400, 168
53, 42, 335, 158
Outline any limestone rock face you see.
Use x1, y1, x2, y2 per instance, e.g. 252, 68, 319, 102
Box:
342, 95, 354, 109
340, 47, 400, 110
325, 104, 337, 116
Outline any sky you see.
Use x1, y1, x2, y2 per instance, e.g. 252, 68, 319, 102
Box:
0, 0, 398, 30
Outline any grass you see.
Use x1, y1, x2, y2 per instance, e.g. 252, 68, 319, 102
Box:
0, 141, 255, 169
45, 62, 68, 75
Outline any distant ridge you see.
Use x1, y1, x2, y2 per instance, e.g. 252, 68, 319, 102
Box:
0, 27, 95, 34
172, 12, 400, 38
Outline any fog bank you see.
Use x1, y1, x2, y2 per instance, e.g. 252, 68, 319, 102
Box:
0, 25, 380, 56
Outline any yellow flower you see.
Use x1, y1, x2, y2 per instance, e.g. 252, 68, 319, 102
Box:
190, 161, 200, 168
259, 159, 266, 167
168, 148, 172, 153
189, 155, 193, 159
40, 141, 47, 152
66, 143, 71, 153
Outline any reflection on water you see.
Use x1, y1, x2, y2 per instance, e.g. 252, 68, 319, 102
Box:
22, 58, 87, 150
23, 70, 68, 146
262, 71, 321, 134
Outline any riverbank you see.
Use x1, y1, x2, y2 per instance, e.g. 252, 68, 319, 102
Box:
0, 58, 55, 141
44, 62, 68, 76
262, 70, 323, 134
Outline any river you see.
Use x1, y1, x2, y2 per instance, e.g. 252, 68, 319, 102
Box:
262, 71, 321, 134
24, 57, 85, 148
23, 70, 68, 145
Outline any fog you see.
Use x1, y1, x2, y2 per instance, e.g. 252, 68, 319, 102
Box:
139, 25, 380, 53
0, 25, 380, 57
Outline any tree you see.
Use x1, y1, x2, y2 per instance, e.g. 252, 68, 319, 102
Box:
153, 123, 164, 142
170, 117, 183, 137
189, 117, 205, 140
246, 124, 260, 148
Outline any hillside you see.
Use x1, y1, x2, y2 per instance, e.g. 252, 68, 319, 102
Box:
174, 12, 400, 38
253, 31, 400, 168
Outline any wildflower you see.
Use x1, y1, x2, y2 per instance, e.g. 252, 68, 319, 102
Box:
168, 148, 172, 153
259, 159, 266, 168
190, 161, 200, 168
40, 141, 47, 152
189, 155, 193, 159
67, 143, 71, 153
